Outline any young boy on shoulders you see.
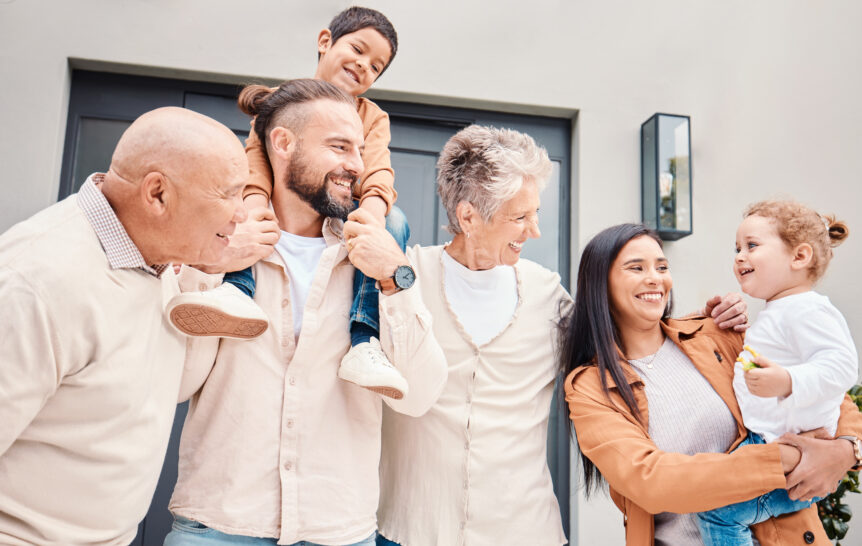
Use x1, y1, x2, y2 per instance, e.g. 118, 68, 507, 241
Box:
167, 6, 410, 399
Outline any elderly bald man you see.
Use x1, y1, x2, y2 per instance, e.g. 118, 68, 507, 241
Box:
0, 107, 248, 545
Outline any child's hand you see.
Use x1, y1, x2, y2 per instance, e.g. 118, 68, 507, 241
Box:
194, 207, 279, 273
736, 345, 760, 370
228, 206, 280, 261
744, 354, 792, 398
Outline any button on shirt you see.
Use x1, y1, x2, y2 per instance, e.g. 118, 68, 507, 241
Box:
171, 220, 447, 545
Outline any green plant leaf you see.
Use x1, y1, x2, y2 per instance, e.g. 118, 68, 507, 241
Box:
824, 516, 837, 539
835, 519, 849, 539
818, 385, 862, 541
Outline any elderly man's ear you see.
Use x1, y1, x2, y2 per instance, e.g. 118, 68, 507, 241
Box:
268, 126, 297, 160
140, 172, 171, 216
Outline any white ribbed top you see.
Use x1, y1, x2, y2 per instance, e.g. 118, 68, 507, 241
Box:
628, 337, 738, 546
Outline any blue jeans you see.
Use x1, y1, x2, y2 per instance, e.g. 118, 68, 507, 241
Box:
350, 206, 410, 346
696, 432, 818, 546
164, 515, 376, 546
224, 266, 256, 298
223, 207, 410, 345
375, 536, 400, 546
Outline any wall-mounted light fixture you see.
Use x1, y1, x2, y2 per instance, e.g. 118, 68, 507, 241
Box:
641, 113, 692, 240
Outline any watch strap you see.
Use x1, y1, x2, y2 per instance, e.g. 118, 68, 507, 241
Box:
378, 276, 397, 292
838, 435, 862, 469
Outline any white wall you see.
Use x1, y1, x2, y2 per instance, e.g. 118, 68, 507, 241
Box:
2, 0, 861, 543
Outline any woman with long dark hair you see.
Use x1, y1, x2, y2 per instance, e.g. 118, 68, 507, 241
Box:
559, 223, 862, 546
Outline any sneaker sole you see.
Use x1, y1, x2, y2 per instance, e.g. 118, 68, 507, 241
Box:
337, 369, 407, 400
363, 385, 405, 400
169, 304, 268, 339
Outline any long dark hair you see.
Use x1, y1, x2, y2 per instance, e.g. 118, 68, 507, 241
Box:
557, 223, 670, 496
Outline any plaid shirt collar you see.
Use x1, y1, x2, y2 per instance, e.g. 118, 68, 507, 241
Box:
77, 173, 168, 278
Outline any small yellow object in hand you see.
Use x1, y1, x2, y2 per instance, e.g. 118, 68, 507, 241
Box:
736, 345, 761, 371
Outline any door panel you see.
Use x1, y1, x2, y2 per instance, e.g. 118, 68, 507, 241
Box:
390, 150, 442, 246
72, 118, 131, 189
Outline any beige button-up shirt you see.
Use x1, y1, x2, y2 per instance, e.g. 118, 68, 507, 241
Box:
0, 176, 184, 545
378, 246, 570, 546
171, 220, 447, 545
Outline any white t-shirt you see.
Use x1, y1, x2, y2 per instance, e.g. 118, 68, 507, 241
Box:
734, 291, 859, 442
274, 230, 327, 338
441, 248, 518, 346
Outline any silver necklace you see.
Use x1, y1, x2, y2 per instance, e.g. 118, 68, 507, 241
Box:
629, 341, 664, 369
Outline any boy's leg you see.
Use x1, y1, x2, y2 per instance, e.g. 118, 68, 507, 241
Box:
166, 266, 268, 339
759, 488, 817, 520
224, 267, 257, 298
697, 497, 760, 546
385, 205, 411, 252
696, 432, 763, 546
349, 205, 410, 343
339, 206, 410, 399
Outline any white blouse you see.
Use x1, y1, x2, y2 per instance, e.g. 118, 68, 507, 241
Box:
441, 248, 518, 346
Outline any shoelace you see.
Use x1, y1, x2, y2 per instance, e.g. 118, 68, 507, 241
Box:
369, 348, 395, 368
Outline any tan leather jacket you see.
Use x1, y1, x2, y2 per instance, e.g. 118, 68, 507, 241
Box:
565, 316, 862, 545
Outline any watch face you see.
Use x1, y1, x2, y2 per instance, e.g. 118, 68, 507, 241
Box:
394, 265, 416, 289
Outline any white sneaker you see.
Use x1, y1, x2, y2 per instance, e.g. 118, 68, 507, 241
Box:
166, 283, 269, 339
338, 338, 409, 400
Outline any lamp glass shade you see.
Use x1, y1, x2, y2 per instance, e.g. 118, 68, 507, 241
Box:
641, 113, 692, 240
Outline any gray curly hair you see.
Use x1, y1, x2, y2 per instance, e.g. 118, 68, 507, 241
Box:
436, 125, 551, 234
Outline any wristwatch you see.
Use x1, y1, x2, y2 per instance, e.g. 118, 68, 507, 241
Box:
378, 264, 416, 293
838, 435, 862, 469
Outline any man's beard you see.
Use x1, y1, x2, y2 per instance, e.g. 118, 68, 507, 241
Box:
285, 152, 357, 221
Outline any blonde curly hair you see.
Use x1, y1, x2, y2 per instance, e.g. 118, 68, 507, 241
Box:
744, 200, 849, 281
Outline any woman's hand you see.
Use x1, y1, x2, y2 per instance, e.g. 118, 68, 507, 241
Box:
777, 433, 856, 500
778, 443, 801, 473
703, 293, 749, 331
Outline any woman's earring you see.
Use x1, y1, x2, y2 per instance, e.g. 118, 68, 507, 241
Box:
465, 232, 471, 239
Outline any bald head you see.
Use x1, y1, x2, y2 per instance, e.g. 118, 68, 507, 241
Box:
110, 106, 245, 186
102, 107, 249, 266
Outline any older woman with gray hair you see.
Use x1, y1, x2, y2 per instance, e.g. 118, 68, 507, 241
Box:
375, 125, 568, 546
373, 125, 749, 546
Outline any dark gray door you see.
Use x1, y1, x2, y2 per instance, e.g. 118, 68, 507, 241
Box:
61, 71, 573, 544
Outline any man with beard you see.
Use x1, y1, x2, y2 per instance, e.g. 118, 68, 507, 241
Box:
163, 79, 447, 546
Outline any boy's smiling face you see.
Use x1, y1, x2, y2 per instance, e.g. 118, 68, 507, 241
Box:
315, 27, 392, 97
